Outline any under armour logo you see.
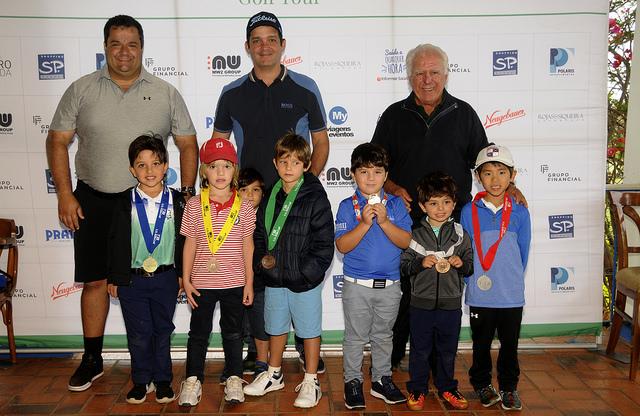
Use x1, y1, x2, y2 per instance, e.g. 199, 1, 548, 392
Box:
143, 96, 151, 100
470, 313, 479, 318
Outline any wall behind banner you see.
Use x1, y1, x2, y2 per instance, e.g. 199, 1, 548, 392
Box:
0, 0, 608, 348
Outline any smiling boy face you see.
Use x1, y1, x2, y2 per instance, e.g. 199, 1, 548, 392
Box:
475, 162, 516, 206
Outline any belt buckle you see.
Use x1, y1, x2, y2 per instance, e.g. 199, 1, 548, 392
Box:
372, 279, 386, 289
138, 268, 154, 277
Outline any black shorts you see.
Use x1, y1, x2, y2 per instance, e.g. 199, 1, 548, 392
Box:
73, 180, 119, 283
247, 290, 269, 342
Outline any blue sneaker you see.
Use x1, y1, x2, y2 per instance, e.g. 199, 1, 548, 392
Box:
370, 376, 406, 404
500, 390, 522, 410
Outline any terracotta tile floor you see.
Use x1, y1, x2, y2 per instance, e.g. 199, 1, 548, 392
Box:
0, 330, 638, 415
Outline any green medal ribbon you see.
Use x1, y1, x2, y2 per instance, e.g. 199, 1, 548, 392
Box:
265, 177, 304, 251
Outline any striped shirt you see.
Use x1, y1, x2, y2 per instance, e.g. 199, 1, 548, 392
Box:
180, 192, 256, 289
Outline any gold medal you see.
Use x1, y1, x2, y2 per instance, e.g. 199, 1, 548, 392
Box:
262, 254, 275, 269
478, 274, 492, 291
436, 258, 450, 273
206, 257, 220, 273
142, 256, 158, 273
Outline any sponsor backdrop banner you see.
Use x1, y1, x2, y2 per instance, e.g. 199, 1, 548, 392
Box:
0, 0, 607, 348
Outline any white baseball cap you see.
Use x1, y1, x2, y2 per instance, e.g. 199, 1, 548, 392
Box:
475, 145, 515, 170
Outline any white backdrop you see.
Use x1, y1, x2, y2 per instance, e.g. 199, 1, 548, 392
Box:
0, 0, 607, 347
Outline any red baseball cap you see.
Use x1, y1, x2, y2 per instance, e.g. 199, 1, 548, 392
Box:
199, 138, 238, 164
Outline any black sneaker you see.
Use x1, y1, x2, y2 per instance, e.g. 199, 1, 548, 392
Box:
155, 380, 175, 404
344, 379, 366, 410
500, 390, 522, 410
243, 352, 257, 375
475, 384, 501, 407
68, 353, 104, 392
298, 353, 326, 374
370, 375, 406, 404
126, 383, 155, 404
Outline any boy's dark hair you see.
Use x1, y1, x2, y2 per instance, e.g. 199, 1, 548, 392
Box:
238, 167, 265, 191
274, 132, 312, 167
350, 143, 388, 172
417, 171, 458, 204
475, 161, 514, 177
104, 15, 144, 48
128, 134, 168, 166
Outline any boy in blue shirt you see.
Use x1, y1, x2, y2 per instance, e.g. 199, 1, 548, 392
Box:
335, 143, 412, 410
460, 145, 531, 411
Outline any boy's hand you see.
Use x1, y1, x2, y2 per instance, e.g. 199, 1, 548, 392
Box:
361, 203, 376, 225
422, 254, 438, 268
243, 286, 254, 306
182, 279, 201, 309
370, 203, 388, 224
178, 276, 184, 297
448, 254, 463, 269
107, 283, 118, 298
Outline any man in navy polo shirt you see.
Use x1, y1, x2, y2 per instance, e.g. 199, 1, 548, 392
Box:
212, 11, 329, 187
212, 11, 330, 375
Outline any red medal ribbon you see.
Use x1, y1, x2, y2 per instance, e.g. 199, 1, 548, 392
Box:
352, 192, 388, 222
471, 192, 512, 273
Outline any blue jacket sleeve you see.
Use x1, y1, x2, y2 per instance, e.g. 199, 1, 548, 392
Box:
517, 206, 532, 271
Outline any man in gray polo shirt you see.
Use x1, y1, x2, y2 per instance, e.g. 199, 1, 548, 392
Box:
46, 15, 198, 394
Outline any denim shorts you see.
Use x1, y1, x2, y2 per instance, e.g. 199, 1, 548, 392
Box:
264, 285, 322, 338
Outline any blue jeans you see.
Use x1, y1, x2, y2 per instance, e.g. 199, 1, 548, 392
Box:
185, 287, 245, 382
407, 307, 462, 395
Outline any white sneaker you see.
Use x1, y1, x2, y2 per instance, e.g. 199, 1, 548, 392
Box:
224, 375, 246, 403
178, 376, 202, 407
294, 377, 321, 408
243, 370, 284, 396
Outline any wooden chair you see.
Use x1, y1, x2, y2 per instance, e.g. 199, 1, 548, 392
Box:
606, 191, 640, 380
0, 219, 18, 364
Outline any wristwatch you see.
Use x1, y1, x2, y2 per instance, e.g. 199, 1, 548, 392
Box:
179, 186, 196, 196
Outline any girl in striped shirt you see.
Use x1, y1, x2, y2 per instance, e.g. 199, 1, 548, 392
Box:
177, 138, 256, 407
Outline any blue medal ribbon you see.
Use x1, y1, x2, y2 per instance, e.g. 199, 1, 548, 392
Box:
133, 186, 170, 256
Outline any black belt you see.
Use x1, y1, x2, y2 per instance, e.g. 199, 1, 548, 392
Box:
130, 264, 174, 277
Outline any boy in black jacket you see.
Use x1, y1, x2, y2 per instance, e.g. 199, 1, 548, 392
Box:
244, 133, 334, 409
399, 171, 473, 411
107, 135, 185, 405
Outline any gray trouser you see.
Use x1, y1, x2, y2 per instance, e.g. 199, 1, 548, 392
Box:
342, 279, 401, 383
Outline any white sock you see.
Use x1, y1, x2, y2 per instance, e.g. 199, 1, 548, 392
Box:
268, 365, 281, 375
304, 372, 317, 382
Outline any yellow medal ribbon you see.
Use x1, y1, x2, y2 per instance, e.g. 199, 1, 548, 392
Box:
200, 187, 242, 257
